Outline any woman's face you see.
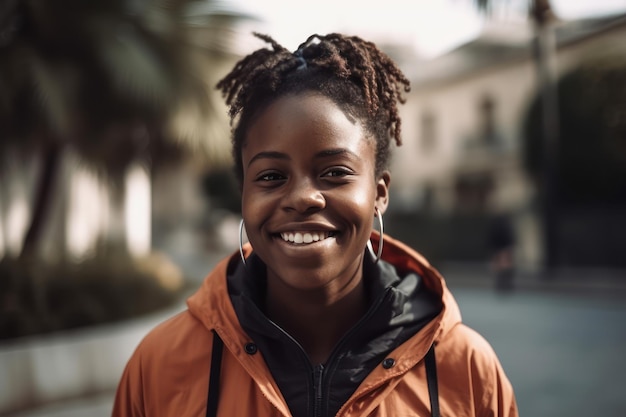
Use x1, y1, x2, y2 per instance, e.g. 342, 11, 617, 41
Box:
241, 93, 390, 293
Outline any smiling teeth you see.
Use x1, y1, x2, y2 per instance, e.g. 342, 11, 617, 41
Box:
280, 232, 332, 244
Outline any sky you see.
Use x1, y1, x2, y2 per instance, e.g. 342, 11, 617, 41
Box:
228, 0, 626, 58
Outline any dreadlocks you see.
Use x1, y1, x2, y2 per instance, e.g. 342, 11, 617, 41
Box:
216, 32, 411, 181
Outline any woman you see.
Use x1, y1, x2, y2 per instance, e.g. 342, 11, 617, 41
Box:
112, 33, 518, 417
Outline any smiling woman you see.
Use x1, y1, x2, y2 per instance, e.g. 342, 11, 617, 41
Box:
112, 33, 518, 417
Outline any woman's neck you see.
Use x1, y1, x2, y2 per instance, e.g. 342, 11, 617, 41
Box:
265, 271, 368, 365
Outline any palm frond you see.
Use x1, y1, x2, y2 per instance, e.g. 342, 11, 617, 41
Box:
1, 0, 250, 171
93, 20, 173, 107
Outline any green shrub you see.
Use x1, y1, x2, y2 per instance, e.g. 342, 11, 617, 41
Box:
0, 252, 186, 340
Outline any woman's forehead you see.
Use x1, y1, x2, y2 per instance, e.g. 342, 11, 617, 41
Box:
242, 94, 375, 161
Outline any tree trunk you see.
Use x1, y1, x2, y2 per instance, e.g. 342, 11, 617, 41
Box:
19, 141, 62, 259
531, 1, 560, 275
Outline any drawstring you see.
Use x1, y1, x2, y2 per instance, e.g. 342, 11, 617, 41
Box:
206, 331, 224, 417
425, 344, 440, 417
206, 335, 439, 417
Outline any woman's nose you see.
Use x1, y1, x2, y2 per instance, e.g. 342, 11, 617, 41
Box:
284, 177, 325, 213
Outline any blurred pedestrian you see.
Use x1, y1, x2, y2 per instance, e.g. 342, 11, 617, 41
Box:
488, 213, 516, 293
112, 32, 518, 417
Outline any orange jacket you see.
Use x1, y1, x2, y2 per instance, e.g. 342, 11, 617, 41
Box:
112, 234, 518, 417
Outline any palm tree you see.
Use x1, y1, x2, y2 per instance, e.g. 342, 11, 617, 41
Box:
473, 0, 560, 273
0, 0, 247, 258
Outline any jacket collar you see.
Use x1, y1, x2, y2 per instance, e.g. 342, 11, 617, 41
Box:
186, 232, 462, 347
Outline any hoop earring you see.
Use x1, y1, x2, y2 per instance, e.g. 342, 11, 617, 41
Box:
366, 207, 384, 263
239, 219, 246, 266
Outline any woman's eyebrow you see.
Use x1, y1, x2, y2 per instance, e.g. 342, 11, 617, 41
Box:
315, 148, 359, 160
247, 151, 290, 167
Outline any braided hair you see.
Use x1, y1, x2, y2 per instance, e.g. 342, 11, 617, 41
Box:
216, 32, 411, 182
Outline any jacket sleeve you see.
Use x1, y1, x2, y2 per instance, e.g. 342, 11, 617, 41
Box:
440, 324, 518, 417
479, 351, 518, 417
464, 327, 519, 417
111, 350, 145, 417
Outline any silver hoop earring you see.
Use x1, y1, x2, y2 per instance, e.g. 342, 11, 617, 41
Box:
366, 207, 384, 263
239, 219, 246, 266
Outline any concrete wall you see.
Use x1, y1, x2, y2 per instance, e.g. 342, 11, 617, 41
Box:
0, 302, 185, 415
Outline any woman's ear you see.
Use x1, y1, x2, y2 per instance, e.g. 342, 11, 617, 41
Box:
375, 171, 391, 215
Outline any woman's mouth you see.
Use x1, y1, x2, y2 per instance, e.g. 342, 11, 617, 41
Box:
279, 231, 336, 244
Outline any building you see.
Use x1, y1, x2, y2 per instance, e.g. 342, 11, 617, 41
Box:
388, 12, 626, 269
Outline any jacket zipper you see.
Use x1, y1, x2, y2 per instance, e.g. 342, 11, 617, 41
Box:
313, 364, 324, 417
309, 288, 393, 417
243, 289, 393, 417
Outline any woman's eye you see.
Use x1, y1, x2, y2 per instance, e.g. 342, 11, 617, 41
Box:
257, 172, 285, 182
323, 168, 351, 178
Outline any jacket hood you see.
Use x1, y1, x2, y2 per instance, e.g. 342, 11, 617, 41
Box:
371, 232, 463, 345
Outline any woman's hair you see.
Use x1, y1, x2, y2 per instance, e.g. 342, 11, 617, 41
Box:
216, 32, 410, 182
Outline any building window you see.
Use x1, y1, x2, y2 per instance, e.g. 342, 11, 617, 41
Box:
478, 95, 501, 147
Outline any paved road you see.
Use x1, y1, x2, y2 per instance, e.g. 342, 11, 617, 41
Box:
448, 285, 626, 417
12, 284, 626, 417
